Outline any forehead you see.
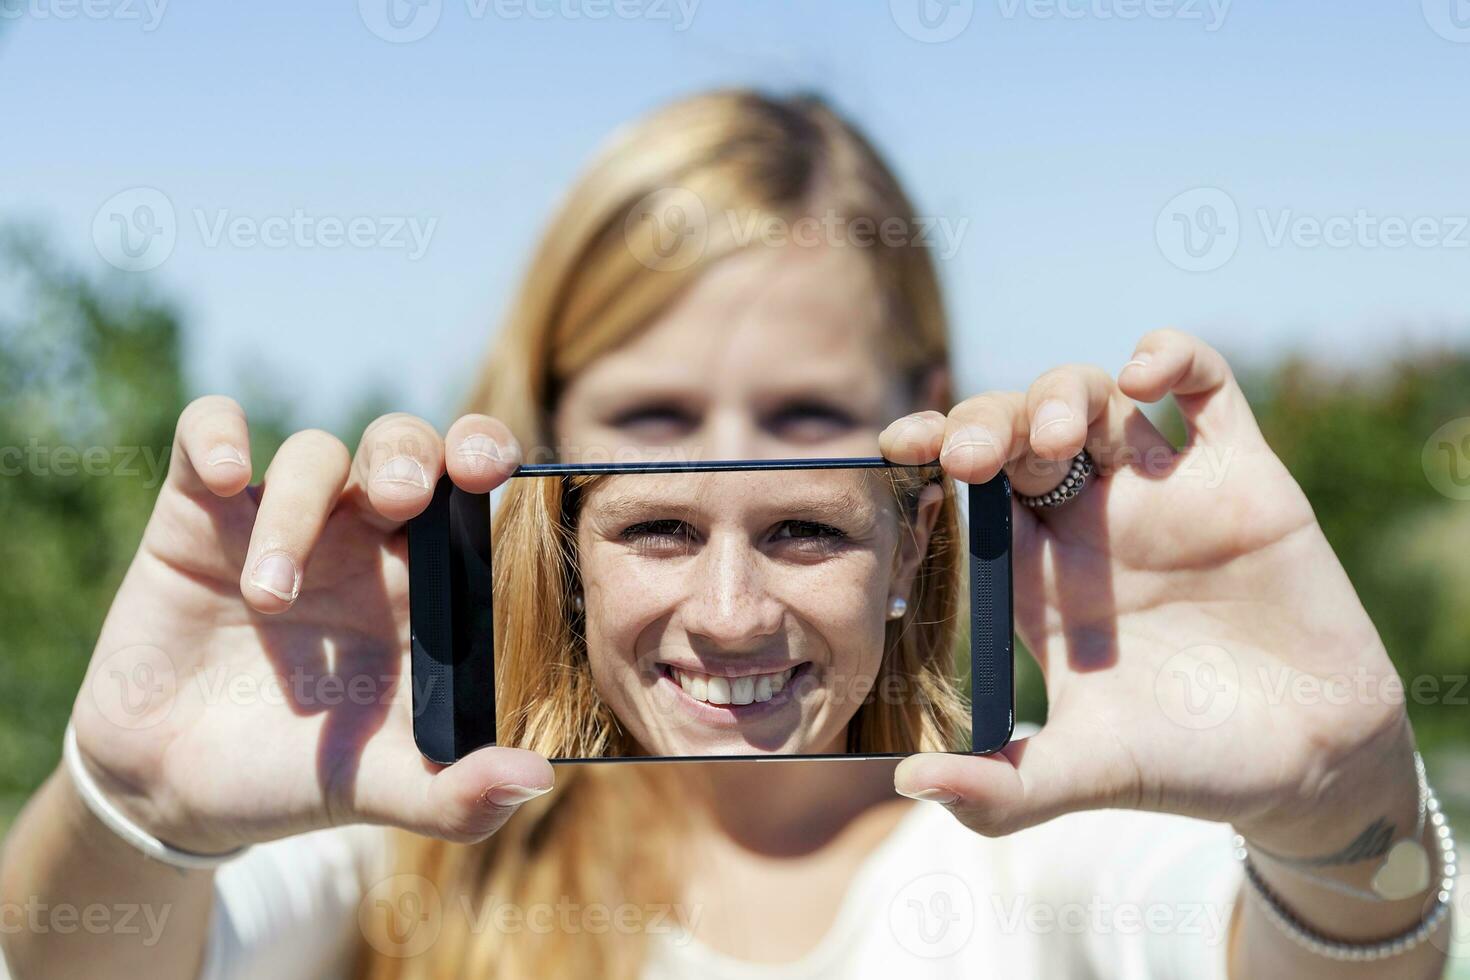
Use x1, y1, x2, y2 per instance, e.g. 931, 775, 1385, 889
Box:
565, 243, 891, 402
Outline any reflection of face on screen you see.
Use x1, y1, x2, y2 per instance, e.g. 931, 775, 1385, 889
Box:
570, 468, 949, 757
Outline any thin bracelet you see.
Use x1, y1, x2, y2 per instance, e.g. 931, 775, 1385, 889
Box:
63, 721, 250, 871
1235, 774, 1458, 961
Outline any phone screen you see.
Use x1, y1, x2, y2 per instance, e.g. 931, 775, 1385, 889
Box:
409, 458, 1012, 764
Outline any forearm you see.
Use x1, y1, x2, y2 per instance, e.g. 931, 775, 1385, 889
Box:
0, 767, 215, 980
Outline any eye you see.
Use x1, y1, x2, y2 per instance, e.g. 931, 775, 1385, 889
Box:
620, 519, 696, 556
766, 401, 859, 441
772, 520, 849, 554
608, 403, 697, 441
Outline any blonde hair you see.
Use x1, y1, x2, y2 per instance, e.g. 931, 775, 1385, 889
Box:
357, 89, 960, 980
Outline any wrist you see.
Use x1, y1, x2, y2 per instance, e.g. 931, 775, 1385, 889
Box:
1233, 712, 1418, 860
63, 722, 247, 869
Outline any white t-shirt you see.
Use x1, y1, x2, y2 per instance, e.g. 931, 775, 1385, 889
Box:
162, 805, 1240, 980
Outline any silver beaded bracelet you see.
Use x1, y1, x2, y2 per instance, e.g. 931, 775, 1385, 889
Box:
1233, 757, 1458, 962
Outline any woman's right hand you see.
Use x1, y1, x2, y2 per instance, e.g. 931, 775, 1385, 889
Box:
68, 397, 552, 856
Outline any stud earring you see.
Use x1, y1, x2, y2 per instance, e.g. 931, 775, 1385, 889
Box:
887, 596, 908, 620
573, 592, 585, 613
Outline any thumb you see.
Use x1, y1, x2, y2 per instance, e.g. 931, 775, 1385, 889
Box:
355, 743, 555, 844
893, 724, 1136, 837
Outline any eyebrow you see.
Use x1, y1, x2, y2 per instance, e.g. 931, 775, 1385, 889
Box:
583, 481, 882, 532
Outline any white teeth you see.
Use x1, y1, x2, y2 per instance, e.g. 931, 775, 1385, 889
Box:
671, 666, 797, 707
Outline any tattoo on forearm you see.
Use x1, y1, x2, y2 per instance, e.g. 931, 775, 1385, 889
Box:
1269, 817, 1396, 868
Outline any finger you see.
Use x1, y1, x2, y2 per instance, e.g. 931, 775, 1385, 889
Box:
240, 429, 352, 614
355, 742, 555, 844
894, 723, 1137, 837
1117, 328, 1263, 447
445, 414, 523, 493
346, 413, 444, 529
938, 393, 1029, 485
1010, 363, 1177, 495
167, 395, 253, 498
878, 410, 950, 466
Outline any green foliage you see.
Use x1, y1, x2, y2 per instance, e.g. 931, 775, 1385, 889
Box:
0, 230, 391, 823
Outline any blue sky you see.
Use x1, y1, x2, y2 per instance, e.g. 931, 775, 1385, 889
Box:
3, 1, 1468, 430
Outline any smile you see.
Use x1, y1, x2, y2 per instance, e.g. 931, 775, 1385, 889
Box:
666, 664, 801, 706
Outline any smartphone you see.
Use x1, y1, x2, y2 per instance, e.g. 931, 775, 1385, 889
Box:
407, 457, 1012, 764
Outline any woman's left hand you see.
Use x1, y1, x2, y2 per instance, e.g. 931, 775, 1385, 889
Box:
880, 328, 1419, 859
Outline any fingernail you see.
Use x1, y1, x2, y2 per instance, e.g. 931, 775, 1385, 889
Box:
940, 425, 997, 469
206, 444, 246, 468
458, 434, 514, 473
250, 552, 299, 602
484, 783, 552, 808
1031, 399, 1074, 438
897, 787, 960, 805
1121, 351, 1153, 374
372, 455, 429, 499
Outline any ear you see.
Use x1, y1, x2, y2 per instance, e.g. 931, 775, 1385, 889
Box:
912, 363, 953, 415
889, 482, 947, 603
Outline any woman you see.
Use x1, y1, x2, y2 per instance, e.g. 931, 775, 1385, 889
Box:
496, 463, 967, 759
0, 91, 1453, 979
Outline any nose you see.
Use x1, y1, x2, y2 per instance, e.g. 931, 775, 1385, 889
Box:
679, 530, 784, 652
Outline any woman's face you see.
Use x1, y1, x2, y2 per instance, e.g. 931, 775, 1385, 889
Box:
574, 468, 942, 756
550, 241, 947, 755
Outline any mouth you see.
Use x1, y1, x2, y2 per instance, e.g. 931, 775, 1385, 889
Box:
654, 662, 812, 725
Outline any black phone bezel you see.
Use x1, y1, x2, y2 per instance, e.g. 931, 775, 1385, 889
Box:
408, 457, 1013, 765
